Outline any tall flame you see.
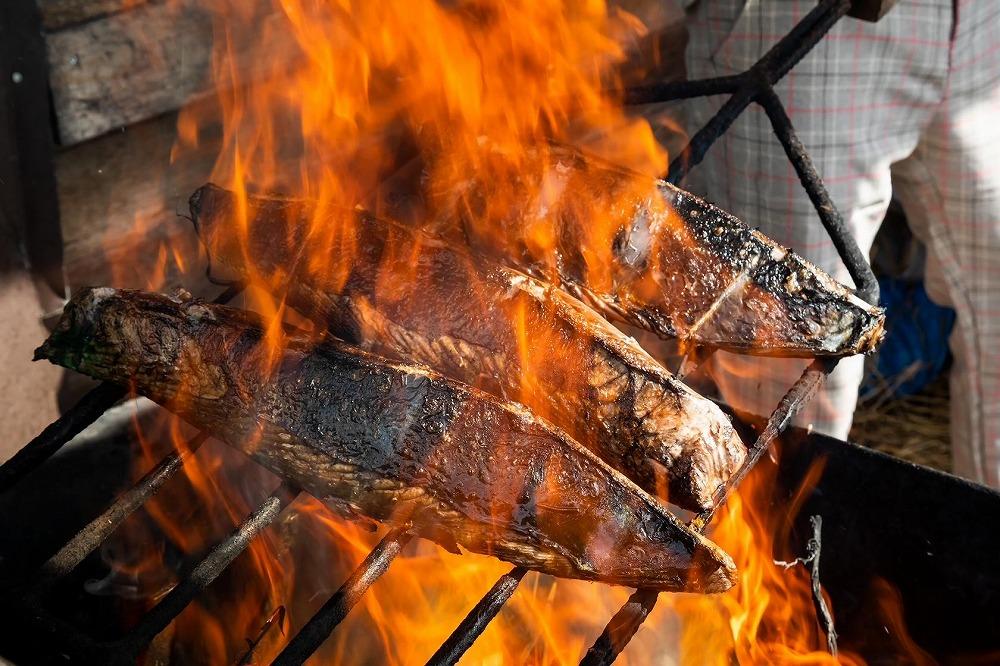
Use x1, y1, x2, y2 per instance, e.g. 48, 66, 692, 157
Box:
88, 0, 939, 663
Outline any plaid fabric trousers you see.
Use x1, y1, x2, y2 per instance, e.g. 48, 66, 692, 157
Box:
680, 0, 1000, 486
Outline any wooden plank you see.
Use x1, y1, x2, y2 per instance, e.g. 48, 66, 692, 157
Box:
55, 108, 216, 293
37, 0, 150, 31
44, 0, 683, 148
45, 0, 293, 146
46, 0, 212, 145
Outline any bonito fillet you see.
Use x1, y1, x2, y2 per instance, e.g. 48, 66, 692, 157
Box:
35, 288, 737, 592
393, 147, 886, 357
191, 184, 747, 512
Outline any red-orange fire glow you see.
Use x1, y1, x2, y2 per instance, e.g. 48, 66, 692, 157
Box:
87, 0, 943, 663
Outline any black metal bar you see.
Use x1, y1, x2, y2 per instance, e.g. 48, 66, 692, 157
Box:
626, 0, 848, 109
759, 0, 852, 89
692, 357, 835, 531
0, 282, 246, 496
756, 87, 879, 303
425, 566, 528, 666
624, 75, 742, 105
121, 482, 299, 654
665, 86, 755, 185
579, 589, 658, 666
580, 358, 836, 665
0, 381, 127, 495
33, 433, 209, 592
665, 0, 851, 185
212, 280, 249, 306
272, 526, 412, 666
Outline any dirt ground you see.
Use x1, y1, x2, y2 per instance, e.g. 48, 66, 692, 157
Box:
0, 274, 64, 463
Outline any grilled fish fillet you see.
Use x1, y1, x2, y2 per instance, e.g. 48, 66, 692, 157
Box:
390, 146, 886, 357
191, 184, 747, 512
36, 287, 737, 592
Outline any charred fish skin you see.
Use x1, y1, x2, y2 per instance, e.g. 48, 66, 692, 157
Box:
605, 182, 885, 357
411, 147, 884, 358
36, 288, 737, 593
190, 184, 747, 513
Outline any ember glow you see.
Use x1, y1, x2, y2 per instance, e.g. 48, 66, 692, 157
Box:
94, 0, 929, 663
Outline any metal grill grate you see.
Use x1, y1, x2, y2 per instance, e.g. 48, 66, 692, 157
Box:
0, 0, 880, 663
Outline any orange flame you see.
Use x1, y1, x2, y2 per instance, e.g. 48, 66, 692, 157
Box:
89, 0, 945, 663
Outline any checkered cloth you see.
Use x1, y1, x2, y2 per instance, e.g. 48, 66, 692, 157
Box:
680, 0, 1000, 486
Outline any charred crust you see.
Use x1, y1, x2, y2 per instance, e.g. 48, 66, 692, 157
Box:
40, 287, 737, 591
654, 183, 885, 357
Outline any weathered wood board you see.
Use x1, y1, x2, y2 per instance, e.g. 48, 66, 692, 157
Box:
55, 108, 216, 292
47, 0, 687, 292
45, 0, 295, 146
46, 0, 212, 145
37, 0, 150, 31
43, 0, 684, 147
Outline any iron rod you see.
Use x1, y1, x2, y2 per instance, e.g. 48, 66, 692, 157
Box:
33, 433, 209, 592
623, 75, 742, 105
0, 381, 126, 495
579, 589, 659, 666
272, 526, 412, 666
757, 0, 851, 85
212, 280, 249, 306
580, 358, 835, 665
756, 86, 879, 304
623, 0, 850, 108
665, 0, 850, 185
666, 84, 755, 184
121, 483, 298, 653
692, 357, 835, 531
424, 566, 528, 666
